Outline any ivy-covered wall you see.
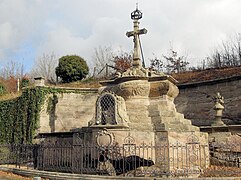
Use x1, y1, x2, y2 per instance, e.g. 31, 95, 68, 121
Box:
0, 86, 98, 144
0, 87, 46, 144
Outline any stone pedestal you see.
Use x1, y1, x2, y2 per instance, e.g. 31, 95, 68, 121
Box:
212, 116, 225, 126
34, 77, 45, 87
79, 75, 209, 176
212, 93, 225, 126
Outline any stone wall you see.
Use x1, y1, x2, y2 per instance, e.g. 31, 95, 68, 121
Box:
39, 88, 98, 133
175, 75, 241, 126
38, 75, 241, 133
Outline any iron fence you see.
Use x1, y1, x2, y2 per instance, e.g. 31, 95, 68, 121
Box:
1, 140, 241, 177
0, 142, 209, 177
0, 144, 38, 168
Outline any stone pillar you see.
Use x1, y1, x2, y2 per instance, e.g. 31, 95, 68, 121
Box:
34, 77, 45, 87
212, 92, 225, 126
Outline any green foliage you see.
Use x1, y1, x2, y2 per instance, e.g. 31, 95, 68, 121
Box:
55, 55, 89, 83
47, 93, 58, 114
0, 83, 6, 96
0, 87, 47, 144
0, 87, 62, 144
0, 86, 84, 144
0, 146, 10, 162
21, 78, 30, 88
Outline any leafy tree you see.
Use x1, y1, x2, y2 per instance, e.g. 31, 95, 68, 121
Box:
113, 52, 132, 73
55, 55, 89, 83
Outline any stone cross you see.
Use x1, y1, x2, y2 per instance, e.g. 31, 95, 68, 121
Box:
126, 6, 147, 69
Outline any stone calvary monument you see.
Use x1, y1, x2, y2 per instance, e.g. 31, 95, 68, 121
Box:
36, 6, 210, 176
70, 6, 209, 175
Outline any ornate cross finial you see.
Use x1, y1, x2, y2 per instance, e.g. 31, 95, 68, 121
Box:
126, 6, 147, 69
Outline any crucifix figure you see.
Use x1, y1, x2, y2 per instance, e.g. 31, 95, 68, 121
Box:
126, 5, 147, 69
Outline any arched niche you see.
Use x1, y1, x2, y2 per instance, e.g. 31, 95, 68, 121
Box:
95, 92, 129, 126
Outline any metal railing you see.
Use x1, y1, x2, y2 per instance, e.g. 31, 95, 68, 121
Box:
0, 142, 209, 177
1, 138, 241, 177
0, 144, 38, 169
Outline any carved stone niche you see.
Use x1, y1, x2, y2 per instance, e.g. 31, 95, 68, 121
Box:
92, 92, 129, 127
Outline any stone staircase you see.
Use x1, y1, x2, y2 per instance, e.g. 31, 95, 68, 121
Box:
149, 99, 199, 132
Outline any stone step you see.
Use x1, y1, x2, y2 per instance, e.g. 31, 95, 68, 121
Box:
129, 122, 154, 131
160, 117, 183, 124
151, 115, 193, 129
180, 118, 192, 125
149, 109, 186, 120
160, 123, 184, 131
175, 112, 185, 119
157, 122, 199, 132
187, 125, 199, 131
149, 103, 176, 112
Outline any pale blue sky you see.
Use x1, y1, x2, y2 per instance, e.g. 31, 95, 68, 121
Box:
1, 0, 241, 73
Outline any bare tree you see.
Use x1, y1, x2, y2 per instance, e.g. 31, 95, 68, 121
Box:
208, 33, 241, 68
149, 56, 164, 72
163, 49, 189, 73
92, 46, 114, 77
0, 61, 26, 93
0, 61, 24, 79
30, 53, 58, 83
92, 46, 133, 78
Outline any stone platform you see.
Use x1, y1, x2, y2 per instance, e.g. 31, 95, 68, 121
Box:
200, 125, 241, 143
76, 76, 210, 174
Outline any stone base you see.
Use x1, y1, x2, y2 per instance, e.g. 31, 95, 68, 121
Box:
154, 130, 209, 174
73, 126, 209, 176
211, 119, 226, 126
78, 76, 210, 176
200, 125, 241, 143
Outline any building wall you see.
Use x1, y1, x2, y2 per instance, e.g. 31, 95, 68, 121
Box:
175, 76, 241, 126
39, 88, 98, 133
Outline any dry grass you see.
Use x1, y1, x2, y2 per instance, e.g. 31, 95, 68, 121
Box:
48, 79, 102, 89
201, 165, 241, 177
1, 66, 241, 99
0, 171, 33, 180
0, 92, 21, 101
172, 66, 241, 84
